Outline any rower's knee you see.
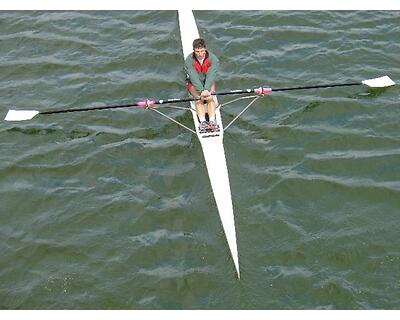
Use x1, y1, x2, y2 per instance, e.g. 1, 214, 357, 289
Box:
195, 101, 204, 110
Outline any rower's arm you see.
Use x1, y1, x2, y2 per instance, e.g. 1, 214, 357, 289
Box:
204, 53, 219, 91
184, 56, 204, 92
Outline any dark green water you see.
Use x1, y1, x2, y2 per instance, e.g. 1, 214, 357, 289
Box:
0, 11, 399, 309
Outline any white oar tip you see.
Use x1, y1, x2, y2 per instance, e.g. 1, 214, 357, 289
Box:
4, 110, 39, 121
362, 75, 395, 88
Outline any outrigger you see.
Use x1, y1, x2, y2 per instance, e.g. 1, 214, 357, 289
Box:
4, 11, 395, 279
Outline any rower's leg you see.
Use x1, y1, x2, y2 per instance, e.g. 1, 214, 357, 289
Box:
206, 83, 217, 121
188, 86, 206, 121
195, 101, 206, 121
206, 99, 216, 121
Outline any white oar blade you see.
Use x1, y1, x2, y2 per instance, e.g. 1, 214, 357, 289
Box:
4, 110, 39, 121
362, 75, 395, 88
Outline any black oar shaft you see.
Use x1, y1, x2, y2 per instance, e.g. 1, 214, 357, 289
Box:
214, 82, 361, 96
215, 90, 252, 96
273, 82, 360, 92
40, 103, 138, 115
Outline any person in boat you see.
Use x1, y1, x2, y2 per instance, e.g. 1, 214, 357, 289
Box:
184, 38, 219, 132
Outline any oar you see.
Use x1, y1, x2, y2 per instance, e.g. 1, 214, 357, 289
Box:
4, 97, 199, 122
4, 75, 395, 122
215, 75, 395, 96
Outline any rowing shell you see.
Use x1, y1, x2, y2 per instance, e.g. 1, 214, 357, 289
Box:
178, 10, 240, 278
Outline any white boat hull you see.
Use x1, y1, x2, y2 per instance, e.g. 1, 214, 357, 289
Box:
178, 10, 240, 278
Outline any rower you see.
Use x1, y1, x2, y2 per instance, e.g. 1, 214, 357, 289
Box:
184, 38, 220, 132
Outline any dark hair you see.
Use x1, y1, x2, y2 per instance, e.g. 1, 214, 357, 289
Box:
193, 38, 206, 49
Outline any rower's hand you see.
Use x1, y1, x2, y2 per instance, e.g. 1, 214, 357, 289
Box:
201, 90, 211, 98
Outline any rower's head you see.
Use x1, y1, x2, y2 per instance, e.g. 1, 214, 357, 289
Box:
193, 38, 207, 60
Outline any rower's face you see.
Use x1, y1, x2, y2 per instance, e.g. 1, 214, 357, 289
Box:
194, 47, 206, 60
